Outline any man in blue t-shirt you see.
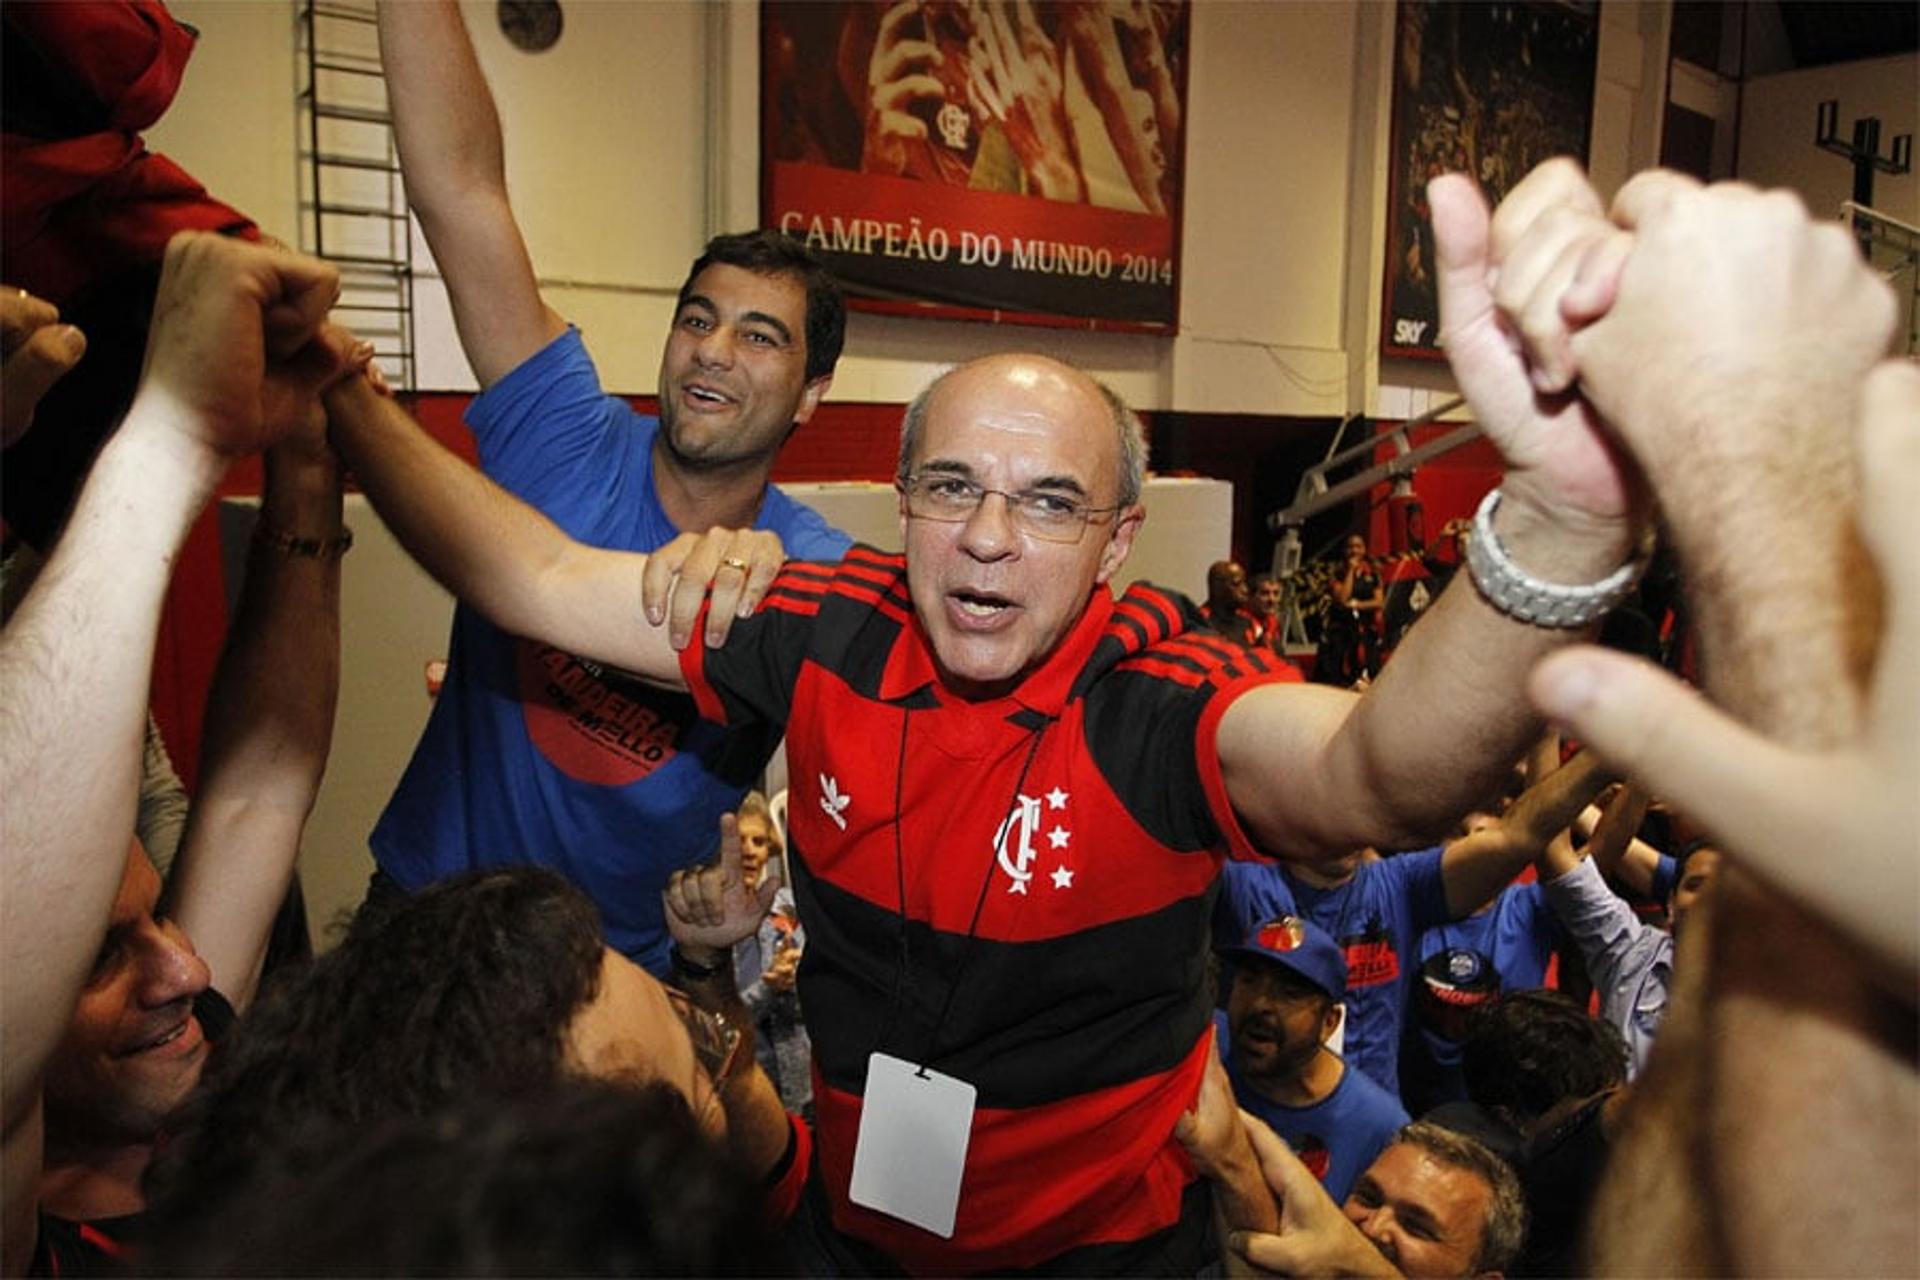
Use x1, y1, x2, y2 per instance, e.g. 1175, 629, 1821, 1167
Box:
1216, 915, 1407, 1204
1218, 748, 1607, 1100
371, 2, 853, 973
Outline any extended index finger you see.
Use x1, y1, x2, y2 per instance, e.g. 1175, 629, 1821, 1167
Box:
715, 811, 745, 886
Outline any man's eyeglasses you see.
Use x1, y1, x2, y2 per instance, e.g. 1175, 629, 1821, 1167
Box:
897, 474, 1123, 544
663, 986, 744, 1104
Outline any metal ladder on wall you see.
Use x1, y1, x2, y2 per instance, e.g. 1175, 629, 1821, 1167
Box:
296, 0, 414, 390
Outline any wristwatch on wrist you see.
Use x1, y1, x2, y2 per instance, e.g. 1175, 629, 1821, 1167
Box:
1466, 489, 1651, 628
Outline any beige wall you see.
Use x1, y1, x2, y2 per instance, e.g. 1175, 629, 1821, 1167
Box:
1738, 53, 1919, 223
146, 0, 1670, 417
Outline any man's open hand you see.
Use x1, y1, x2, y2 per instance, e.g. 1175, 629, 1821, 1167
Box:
641, 527, 785, 651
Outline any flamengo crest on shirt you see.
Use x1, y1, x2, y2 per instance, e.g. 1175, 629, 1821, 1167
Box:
994, 787, 1075, 895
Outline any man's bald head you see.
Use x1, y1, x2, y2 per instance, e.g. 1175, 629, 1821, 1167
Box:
896, 355, 1147, 508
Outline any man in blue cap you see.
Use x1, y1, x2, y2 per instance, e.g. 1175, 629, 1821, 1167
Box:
1216, 915, 1408, 1204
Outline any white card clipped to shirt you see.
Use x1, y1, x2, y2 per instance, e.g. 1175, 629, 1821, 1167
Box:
847, 1052, 977, 1238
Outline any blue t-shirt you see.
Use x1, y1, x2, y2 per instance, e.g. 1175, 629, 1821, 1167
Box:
1215, 1012, 1408, 1204
371, 330, 851, 975
1219, 849, 1450, 1100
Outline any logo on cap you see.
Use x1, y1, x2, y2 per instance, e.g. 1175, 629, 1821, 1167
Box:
1256, 916, 1309, 954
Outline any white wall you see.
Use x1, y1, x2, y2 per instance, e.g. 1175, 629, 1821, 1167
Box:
1737, 53, 1919, 223
146, 1, 1669, 418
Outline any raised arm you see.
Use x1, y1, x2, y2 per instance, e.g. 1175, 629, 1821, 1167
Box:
663, 815, 790, 1179
1, 236, 347, 1265
163, 430, 346, 1014
1439, 746, 1612, 918
1217, 163, 1642, 861
1578, 786, 1660, 898
377, 0, 563, 386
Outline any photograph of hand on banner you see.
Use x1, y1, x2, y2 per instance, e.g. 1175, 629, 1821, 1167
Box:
764, 1, 1190, 329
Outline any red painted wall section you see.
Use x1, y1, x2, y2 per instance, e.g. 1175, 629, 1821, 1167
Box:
1365, 422, 1501, 553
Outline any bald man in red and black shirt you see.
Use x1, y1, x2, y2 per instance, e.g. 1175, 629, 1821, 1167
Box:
332, 234, 1652, 1273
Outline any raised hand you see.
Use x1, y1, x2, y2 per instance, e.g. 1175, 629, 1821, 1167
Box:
137, 232, 347, 458
1569, 172, 1898, 490
640, 527, 785, 650
665, 812, 782, 954
864, 0, 949, 176
969, 0, 1084, 201
1428, 161, 1637, 528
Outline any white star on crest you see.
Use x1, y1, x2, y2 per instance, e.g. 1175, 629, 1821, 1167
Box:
1045, 787, 1069, 810
1050, 865, 1075, 889
1047, 826, 1070, 849
1010, 879, 1030, 895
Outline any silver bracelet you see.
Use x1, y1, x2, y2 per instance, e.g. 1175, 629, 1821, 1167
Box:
1466, 489, 1648, 628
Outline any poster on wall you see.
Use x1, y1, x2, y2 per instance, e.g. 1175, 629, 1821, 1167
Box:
1381, 1, 1598, 360
761, 1, 1190, 331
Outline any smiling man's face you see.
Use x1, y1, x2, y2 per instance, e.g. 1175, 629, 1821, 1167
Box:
898, 356, 1142, 699
42, 843, 212, 1147
656, 263, 826, 473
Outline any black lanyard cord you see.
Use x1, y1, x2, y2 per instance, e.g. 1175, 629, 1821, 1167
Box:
918, 720, 1049, 1070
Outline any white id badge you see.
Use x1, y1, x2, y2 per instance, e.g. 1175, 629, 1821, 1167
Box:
847, 1052, 976, 1238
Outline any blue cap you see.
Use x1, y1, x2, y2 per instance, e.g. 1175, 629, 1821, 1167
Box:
1220, 914, 1347, 1000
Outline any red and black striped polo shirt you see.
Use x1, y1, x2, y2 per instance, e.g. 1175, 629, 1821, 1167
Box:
682, 548, 1299, 1274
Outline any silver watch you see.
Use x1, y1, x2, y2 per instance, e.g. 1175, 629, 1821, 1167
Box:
1466, 489, 1649, 628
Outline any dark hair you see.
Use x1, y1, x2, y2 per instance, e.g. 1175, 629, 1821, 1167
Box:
1393, 1121, 1529, 1274
1672, 837, 1719, 884
680, 230, 845, 382
146, 1080, 780, 1276
147, 868, 607, 1213
1461, 989, 1629, 1128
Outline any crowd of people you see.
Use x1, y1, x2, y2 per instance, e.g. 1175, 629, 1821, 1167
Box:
3, 2, 1914, 1276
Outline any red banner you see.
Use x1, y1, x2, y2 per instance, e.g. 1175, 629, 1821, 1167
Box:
762, 1, 1190, 330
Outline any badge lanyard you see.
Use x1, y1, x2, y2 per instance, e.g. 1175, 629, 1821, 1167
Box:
875, 703, 1050, 1068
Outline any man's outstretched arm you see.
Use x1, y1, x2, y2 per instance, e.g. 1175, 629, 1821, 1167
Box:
325, 373, 680, 681
1219, 163, 1642, 861
377, 0, 563, 386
